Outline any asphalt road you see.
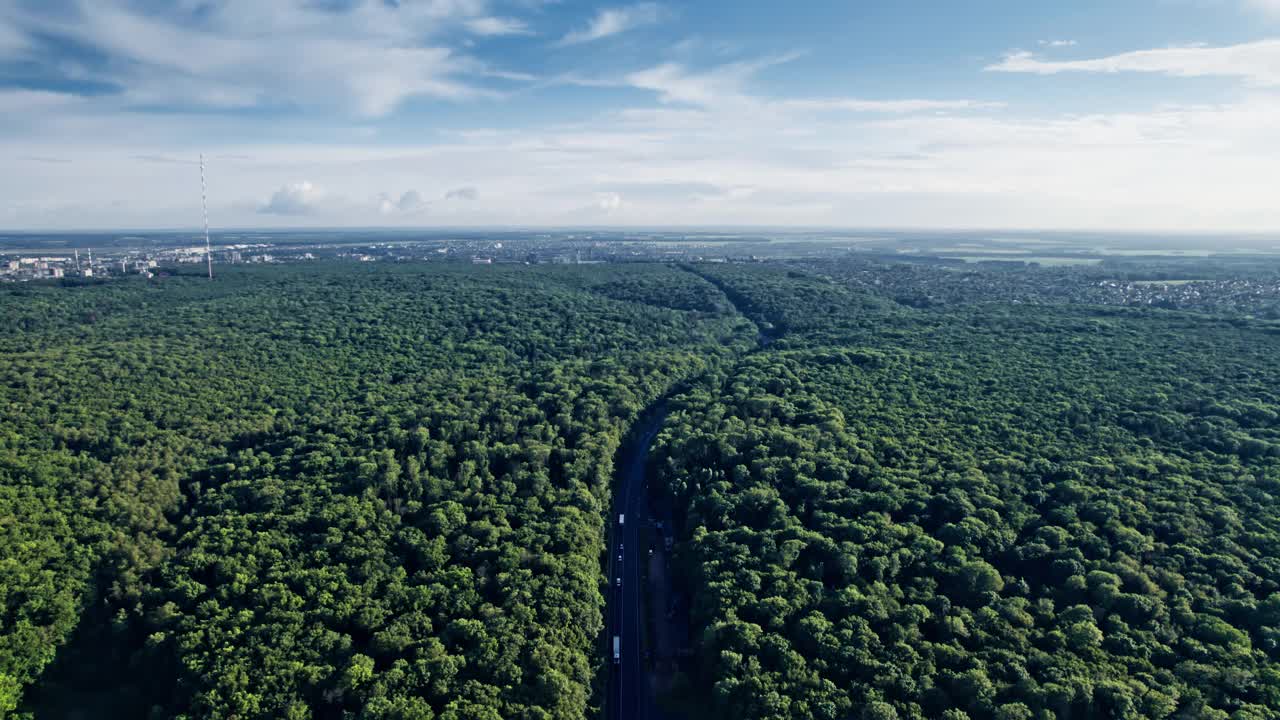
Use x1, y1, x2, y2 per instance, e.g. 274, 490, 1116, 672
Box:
603, 269, 761, 720
606, 411, 666, 720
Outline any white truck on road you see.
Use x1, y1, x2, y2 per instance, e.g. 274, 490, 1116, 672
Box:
613, 635, 621, 664
618, 513, 625, 526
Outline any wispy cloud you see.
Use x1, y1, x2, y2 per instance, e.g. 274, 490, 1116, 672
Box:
9, 90, 1280, 230
1245, 0, 1280, 16
777, 98, 1004, 113
132, 154, 199, 165
621, 55, 994, 117
625, 53, 802, 107
0, 0, 527, 117
987, 39, 1280, 86
445, 186, 480, 201
5, 3, 1280, 231
20, 155, 70, 164
465, 17, 533, 36
558, 3, 664, 45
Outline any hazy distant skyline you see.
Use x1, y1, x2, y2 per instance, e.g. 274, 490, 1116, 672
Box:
3, 0, 1280, 231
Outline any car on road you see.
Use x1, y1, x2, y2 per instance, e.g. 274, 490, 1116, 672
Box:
616, 577, 621, 587
618, 554, 622, 562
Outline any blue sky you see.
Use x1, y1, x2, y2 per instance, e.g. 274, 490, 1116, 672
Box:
2, 0, 1279, 230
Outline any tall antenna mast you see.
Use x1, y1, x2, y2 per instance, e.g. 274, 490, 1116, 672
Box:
200, 153, 213, 280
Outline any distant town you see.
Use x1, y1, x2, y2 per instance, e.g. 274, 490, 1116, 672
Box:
0, 230, 762, 281
2, 241, 331, 281
3, 227, 1280, 317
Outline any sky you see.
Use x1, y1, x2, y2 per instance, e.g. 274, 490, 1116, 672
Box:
2, 0, 1280, 231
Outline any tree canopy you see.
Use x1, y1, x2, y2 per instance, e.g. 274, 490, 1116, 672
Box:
655, 263, 1280, 719
4, 258, 1280, 719
0, 262, 750, 718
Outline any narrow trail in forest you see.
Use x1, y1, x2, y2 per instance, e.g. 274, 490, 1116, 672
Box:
682, 264, 780, 349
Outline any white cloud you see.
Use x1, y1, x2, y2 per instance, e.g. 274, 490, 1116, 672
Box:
7, 91, 1280, 231
260, 181, 327, 215
378, 190, 429, 215
1245, 0, 1280, 16
559, 3, 663, 45
777, 98, 1004, 113
620, 56, 996, 118
595, 191, 623, 211
987, 39, 1280, 86
376, 187, 477, 214
1039, 39, 1078, 48
4, 44, 1280, 231
0, 0, 521, 117
465, 16, 533, 36
624, 53, 800, 107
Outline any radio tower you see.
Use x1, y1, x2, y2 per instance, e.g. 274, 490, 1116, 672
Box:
200, 153, 213, 280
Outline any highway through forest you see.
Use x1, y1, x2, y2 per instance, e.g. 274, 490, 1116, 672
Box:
604, 267, 768, 720
605, 409, 666, 720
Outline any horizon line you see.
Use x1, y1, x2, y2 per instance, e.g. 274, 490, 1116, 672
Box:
2, 225, 1279, 237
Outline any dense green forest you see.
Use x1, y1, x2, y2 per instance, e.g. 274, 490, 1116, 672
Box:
656, 264, 1280, 719
4, 259, 1280, 719
0, 263, 750, 718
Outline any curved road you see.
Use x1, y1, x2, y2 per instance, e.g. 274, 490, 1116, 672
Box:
604, 265, 768, 720
605, 410, 666, 720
